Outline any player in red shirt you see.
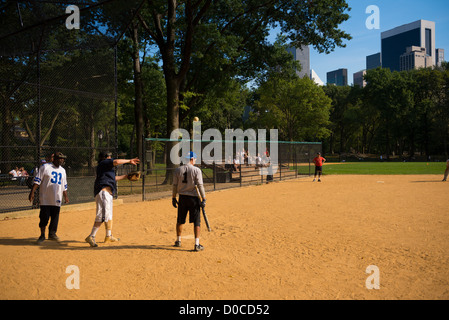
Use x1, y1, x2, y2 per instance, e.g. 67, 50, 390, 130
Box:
312, 152, 326, 182
443, 159, 449, 182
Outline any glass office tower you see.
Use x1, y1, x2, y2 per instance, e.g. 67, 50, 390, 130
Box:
381, 20, 435, 71
286, 46, 310, 79
366, 52, 382, 70
327, 68, 348, 86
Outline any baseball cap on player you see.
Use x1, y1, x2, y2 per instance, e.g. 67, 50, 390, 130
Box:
54, 152, 67, 160
99, 151, 113, 162
184, 151, 197, 159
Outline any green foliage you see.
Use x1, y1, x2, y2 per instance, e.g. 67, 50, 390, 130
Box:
191, 79, 249, 132
320, 161, 446, 175
323, 67, 449, 158
252, 75, 332, 142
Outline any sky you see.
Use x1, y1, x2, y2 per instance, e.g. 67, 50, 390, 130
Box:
273, 0, 449, 85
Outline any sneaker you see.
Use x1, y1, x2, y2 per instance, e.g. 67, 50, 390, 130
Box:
37, 235, 45, 244
194, 244, 204, 252
104, 235, 120, 243
312, 179, 316, 182
85, 235, 98, 247
318, 179, 321, 182
174, 240, 181, 247
48, 234, 60, 242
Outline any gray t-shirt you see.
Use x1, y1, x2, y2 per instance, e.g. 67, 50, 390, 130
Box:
173, 164, 204, 197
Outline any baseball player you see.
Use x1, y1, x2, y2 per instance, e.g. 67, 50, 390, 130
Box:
28, 152, 69, 244
443, 159, 449, 181
172, 151, 206, 252
30, 153, 54, 208
312, 152, 326, 182
85, 152, 140, 247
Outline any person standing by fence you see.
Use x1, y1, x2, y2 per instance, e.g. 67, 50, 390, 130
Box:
312, 152, 326, 182
443, 159, 449, 182
28, 152, 69, 244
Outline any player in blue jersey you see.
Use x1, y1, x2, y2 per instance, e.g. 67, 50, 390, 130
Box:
85, 151, 139, 247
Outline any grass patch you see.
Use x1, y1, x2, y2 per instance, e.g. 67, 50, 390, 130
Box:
320, 162, 446, 175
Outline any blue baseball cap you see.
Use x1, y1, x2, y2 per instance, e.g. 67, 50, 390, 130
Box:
184, 151, 197, 159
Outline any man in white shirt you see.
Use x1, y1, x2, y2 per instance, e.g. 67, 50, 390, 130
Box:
9, 167, 19, 180
29, 152, 69, 244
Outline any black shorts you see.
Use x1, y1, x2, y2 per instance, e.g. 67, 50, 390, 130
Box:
315, 166, 323, 174
177, 195, 201, 227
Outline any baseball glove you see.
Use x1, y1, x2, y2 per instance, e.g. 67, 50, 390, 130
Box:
127, 171, 141, 181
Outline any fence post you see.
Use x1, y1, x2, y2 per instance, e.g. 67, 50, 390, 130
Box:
279, 157, 282, 181
37, 50, 42, 163
142, 135, 145, 201
261, 165, 263, 184
213, 161, 216, 191
239, 161, 242, 187
308, 146, 311, 176
114, 45, 119, 159
295, 147, 298, 179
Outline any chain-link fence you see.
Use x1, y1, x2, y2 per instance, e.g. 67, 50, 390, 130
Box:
139, 138, 322, 201
0, 1, 323, 213
0, 0, 143, 213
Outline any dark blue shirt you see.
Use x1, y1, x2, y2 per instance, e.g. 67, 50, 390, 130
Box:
94, 159, 116, 197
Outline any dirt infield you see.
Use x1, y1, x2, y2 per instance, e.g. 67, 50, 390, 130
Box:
0, 175, 448, 300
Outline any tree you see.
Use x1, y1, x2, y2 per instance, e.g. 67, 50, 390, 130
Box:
136, 0, 352, 182
254, 76, 331, 142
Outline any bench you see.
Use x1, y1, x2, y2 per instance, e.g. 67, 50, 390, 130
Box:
0, 174, 32, 187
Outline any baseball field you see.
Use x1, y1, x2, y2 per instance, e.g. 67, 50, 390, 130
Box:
0, 174, 448, 300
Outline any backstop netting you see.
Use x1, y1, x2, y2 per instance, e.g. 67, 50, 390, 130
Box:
0, 0, 143, 213
140, 137, 322, 201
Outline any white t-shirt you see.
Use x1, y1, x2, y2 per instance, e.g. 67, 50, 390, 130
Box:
9, 169, 18, 176
34, 163, 67, 207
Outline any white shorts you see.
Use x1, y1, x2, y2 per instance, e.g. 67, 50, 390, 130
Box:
95, 190, 113, 222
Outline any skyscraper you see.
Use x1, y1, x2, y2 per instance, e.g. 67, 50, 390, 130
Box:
399, 46, 433, 71
327, 68, 348, 86
366, 52, 381, 70
286, 46, 310, 79
353, 70, 367, 88
381, 20, 435, 72
436, 48, 445, 67
310, 69, 324, 86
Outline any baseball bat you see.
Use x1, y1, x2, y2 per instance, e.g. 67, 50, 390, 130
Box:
195, 185, 211, 232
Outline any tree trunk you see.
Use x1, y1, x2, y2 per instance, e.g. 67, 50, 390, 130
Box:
89, 110, 96, 169
163, 75, 180, 184
131, 22, 144, 170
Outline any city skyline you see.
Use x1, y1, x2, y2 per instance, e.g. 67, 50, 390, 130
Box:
298, 0, 449, 85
